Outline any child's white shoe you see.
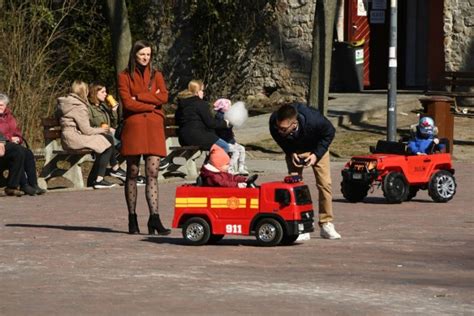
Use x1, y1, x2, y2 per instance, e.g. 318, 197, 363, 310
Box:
238, 165, 249, 176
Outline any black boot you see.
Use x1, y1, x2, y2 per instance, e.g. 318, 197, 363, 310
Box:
147, 214, 171, 235
128, 213, 140, 234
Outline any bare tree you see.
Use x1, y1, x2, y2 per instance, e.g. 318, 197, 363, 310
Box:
0, 1, 81, 145
104, 0, 132, 74
308, 0, 337, 115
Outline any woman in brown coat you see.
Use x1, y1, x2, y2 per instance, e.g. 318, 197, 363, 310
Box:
57, 80, 115, 189
118, 40, 171, 235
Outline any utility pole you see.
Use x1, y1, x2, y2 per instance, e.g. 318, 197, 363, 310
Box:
308, 0, 337, 115
387, 0, 398, 141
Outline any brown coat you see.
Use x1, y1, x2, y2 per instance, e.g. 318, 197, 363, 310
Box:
118, 66, 168, 157
57, 94, 111, 154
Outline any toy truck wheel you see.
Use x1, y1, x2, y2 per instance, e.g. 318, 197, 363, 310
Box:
340, 180, 369, 202
255, 218, 283, 246
182, 217, 211, 245
208, 234, 224, 244
428, 170, 456, 203
382, 172, 408, 203
281, 234, 299, 245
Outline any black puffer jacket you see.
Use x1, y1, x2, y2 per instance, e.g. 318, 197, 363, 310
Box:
175, 95, 228, 150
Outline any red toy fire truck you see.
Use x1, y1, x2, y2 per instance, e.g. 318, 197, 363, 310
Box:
172, 175, 314, 246
341, 140, 456, 203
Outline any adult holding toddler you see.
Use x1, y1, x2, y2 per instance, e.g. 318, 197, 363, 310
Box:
57, 80, 115, 189
175, 80, 230, 152
117, 40, 170, 235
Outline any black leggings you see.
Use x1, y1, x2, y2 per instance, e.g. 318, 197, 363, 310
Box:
124, 155, 161, 215
87, 134, 114, 186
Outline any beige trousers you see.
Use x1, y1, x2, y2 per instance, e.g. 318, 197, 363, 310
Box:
285, 151, 333, 224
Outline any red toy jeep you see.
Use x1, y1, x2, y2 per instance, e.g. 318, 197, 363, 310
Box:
172, 175, 314, 246
341, 140, 456, 203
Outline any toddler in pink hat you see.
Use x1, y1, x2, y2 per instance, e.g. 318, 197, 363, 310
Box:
213, 98, 249, 175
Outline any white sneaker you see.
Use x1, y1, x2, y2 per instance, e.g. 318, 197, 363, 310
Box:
320, 222, 341, 240
238, 165, 249, 176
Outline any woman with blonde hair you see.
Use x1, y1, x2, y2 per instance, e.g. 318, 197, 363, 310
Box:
56, 80, 115, 189
175, 79, 230, 152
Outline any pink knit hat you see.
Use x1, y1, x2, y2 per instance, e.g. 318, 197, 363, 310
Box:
209, 144, 230, 170
213, 98, 231, 112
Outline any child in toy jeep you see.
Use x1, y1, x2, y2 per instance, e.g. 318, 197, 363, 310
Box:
340, 118, 456, 204
172, 174, 315, 246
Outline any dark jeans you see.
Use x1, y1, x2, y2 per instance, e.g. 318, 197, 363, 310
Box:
87, 134, 114, 186
0, 142, 26, 188
19, 146, 38, 187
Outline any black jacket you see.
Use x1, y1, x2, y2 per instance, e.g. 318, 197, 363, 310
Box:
175, 96, 228, 150
215, 111, 235, 144
269, 103, 335, 159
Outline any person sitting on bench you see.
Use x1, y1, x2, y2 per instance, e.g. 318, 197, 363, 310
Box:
57, 80, 115, 189
408, 116, 445, 155
0, 93, 46, 196
200, 144, 247, 188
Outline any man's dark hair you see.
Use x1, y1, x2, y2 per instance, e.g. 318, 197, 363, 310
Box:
276, 103, 298, 122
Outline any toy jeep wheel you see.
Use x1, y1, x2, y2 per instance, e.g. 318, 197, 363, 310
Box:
340, 180, 369, 202
208, 234, 224, 244
428, 170, 456, 203
405, 186, 419, 201
255, 218, 283, 246
382, 172, 408, 203
182, 217, 211, 245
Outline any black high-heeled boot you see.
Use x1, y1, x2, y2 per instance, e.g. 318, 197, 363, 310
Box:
147, 214, 171, 235
128, 213, 140, 234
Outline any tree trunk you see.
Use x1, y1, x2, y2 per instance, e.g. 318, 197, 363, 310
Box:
104, 0, 132, 75
308, 0, 337, 115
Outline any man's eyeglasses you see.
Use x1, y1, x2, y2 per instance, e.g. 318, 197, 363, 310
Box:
276, 120, 297, 134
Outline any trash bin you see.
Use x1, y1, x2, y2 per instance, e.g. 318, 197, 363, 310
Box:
419, 96, 455, 153
330, 40, 365, 92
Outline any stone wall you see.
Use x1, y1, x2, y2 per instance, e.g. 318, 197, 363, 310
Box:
444, 0, 474, 71
146, 0, 473, 106
147, 0, 316, 107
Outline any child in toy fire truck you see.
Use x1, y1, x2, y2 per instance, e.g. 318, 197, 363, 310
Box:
407, 116, 445, 155
199, 144, 248, 188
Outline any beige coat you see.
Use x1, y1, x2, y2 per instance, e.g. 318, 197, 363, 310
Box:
57, 93, 111, 154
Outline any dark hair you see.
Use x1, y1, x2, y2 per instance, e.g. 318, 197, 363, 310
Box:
276, 103, 297, 122
127, 40, 153, 77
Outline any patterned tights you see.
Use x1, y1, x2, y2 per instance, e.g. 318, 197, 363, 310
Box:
125, 155, 161, 215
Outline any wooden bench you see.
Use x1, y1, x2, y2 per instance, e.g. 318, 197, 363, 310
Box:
426, 71, 474, 108
37, 117, 93, 190
160, 115, 206, 180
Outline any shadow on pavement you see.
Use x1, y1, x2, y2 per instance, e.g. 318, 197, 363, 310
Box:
5, 223, 124, 234
141, 236, 305, 247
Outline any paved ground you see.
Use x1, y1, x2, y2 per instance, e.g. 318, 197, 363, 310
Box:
1, 92, 473, 315
1, 160, 473, 315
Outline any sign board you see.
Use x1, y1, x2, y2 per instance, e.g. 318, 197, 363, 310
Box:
370, 10, 385, 24
357, 0, 367, 16
355, 49, 364, 65
372, 0, 387, 10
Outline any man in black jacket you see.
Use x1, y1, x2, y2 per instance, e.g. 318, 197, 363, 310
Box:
0, 132, 26, 196
269, 103, 341, 239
